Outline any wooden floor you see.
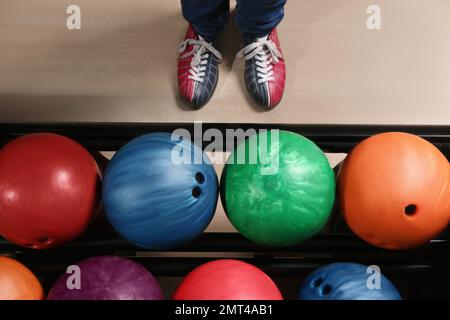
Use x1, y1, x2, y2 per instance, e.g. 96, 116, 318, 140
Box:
1, 0, 450, 124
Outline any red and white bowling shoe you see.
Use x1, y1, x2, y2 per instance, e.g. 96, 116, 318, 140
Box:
177, 25, 222, 109
237, 28, 286, 109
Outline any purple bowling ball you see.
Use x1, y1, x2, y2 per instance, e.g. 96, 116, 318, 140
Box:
47, 256, 164, 300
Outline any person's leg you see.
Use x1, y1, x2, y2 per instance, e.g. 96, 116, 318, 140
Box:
235, 0, 287, 109
235, 0, 287, 38
181, 0, 230, 42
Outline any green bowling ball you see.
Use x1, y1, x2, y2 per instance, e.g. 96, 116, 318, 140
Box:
221, 130, 335, 247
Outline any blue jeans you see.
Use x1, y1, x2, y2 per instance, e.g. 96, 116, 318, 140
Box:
181, 0, 287, 41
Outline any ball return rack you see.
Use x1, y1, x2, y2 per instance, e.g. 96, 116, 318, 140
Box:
1, 122, 450, 299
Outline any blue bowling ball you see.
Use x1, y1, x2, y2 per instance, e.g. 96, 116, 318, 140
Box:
102, 132, 218, 249
298, 262, 402, 300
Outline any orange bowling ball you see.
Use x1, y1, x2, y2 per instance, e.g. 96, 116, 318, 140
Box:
0, 256, 44, 300
339, 132, 450, 250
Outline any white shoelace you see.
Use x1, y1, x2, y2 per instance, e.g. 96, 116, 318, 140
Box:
237, 37, 282, 84
178, 38, 222, 83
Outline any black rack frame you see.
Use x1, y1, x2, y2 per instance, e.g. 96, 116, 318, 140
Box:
2, 122, 450, 153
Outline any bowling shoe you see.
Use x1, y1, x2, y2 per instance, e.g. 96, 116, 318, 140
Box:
237, 28, 286, 109
177, 25, 222, 109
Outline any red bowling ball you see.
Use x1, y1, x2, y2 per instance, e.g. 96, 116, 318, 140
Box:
0, 133, 101, 249
173, 259, 283, 300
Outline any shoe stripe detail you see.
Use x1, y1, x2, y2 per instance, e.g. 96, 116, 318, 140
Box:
265, 82, 270, 108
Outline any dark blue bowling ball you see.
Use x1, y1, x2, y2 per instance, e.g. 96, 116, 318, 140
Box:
102, 132, 218, 249
298, 262, 402, 300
